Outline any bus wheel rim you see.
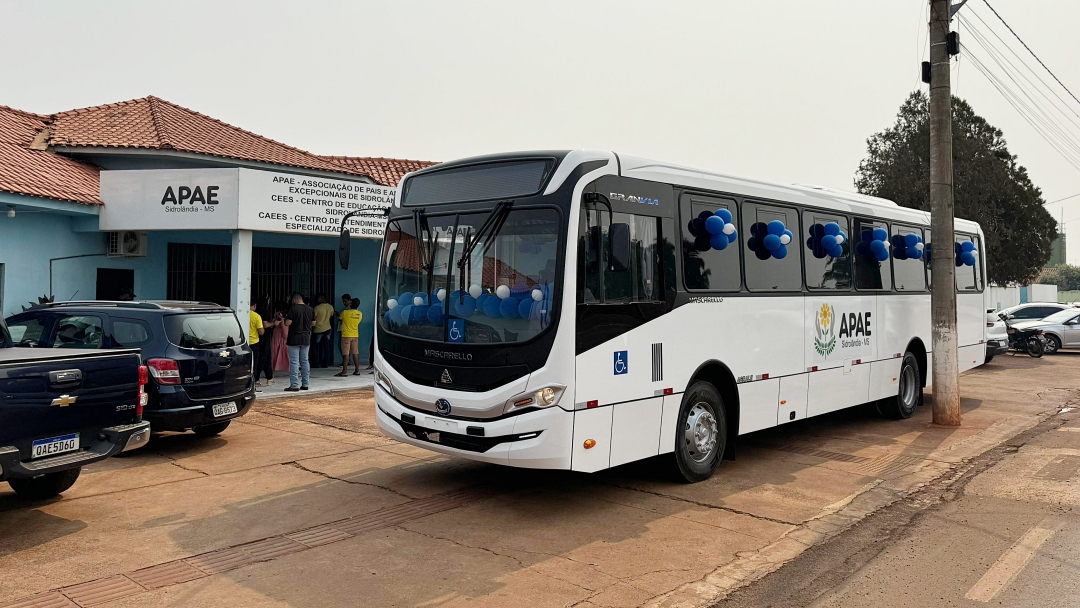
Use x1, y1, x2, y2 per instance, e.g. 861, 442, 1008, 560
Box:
900, 363, 917, 408
685, 403, 718, 463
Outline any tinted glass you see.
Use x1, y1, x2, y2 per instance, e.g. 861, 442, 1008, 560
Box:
891, 224, 927, 292
164, 314, 243, 349
7, 317, 46, 347
923, 228, 932, 286
681, 195, 741, 291
955, 234, 980, 291
377, 215, 459, 342
51, 315, 104, 349
743, 202, 802, 292
1042, 309, 1080, 324
402, 160, 551, 206
603, 212, 662, 303
112, 319, 153, 347
853, 218, 892, 290
803, 211, 851, 290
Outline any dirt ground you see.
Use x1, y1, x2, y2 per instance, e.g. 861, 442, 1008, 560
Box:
1, 353, 1077, 608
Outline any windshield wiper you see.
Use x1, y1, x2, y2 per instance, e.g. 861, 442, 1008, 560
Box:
412, 208, 437, 273
455, 201, 513, 300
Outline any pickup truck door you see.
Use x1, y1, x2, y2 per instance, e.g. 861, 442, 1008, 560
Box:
0, 349, 142, 457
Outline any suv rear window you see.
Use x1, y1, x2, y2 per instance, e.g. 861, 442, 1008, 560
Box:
164, 314, 243, 349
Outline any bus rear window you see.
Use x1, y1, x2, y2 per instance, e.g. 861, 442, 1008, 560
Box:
402, 160, 552, 206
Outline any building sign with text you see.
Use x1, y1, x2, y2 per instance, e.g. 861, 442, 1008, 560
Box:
99, 168, 394, 238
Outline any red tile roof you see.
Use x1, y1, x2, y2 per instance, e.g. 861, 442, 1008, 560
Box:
49, 96, 372, 178
320, 156, 438, 187
0, 105, 101, 205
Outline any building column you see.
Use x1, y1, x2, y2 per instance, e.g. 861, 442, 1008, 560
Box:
230, 229, 253, 327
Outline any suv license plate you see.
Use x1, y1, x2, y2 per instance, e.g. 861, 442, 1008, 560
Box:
212, 402, 239, 417
32, 433, 80, 459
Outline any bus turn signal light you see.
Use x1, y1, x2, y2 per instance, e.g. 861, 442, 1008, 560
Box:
583, 439, 596, 449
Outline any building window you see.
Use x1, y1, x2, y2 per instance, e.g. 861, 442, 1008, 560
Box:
743, 202, 802, 292
680, 194, 741, 291
803, 212, 851, 290
96, 268, 135, 301
891, 224, 927, 292
853, 218, 892, 291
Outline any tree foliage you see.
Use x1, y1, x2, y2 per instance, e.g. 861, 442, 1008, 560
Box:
1039, 264, 1080, 291
855, 91, 1057, 285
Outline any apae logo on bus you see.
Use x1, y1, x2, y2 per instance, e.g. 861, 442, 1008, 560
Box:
813, 302, 873, 361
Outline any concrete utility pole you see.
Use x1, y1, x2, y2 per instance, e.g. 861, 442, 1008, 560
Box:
929, 0, 961, 426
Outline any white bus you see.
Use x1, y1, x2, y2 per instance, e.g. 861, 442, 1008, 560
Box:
367, 151, 986, 481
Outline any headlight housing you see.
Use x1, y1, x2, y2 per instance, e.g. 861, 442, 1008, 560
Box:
504, 384, 565, 413
374, 366, 395, 396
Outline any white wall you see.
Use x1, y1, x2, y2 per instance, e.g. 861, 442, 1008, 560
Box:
1029, 284, 1059, 303
986, 286, 1020, 311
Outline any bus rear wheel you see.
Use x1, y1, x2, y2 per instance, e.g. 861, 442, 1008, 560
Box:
877, 352, 920, 419
672, 381, 726, 483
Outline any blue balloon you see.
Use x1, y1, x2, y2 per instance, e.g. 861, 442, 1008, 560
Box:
411, 304, 429, 324
705, 215, 725, 235
783, 229, 794, 241
398, 305, 413, 325
427, 305, 443, 325
452, 295, 475, 317
476, 293, 490, 312
961, 251, 976, 266
824, 222, 841, 236
773, 244, 788, 259
728, 229, 737, 242
710, 233, 729, 250
768, 220, 786, 236
518, 298, 533, 319
904, 233, 919, 247
482, 295, 501, 317
961, 241, 975, 252
499, 297, 520, 319
763, 234, 782, 251
398, 292, 414, 307
873, 228, 888, 242
856, 241, 869, 256
810, 223, 825, 238
874, 249, 890, 262
751, 222, 767, 236
716, 208, 733, 223
698, 209, 714, 220
821, 234, 838, 249
839, 231, 848, 243
870, 240, 886, 254
828, 245, 844, 258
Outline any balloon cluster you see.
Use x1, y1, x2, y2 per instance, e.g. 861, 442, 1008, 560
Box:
384, 281, 553, 326
748, 220, 793, 260
855, 228, 891, 262
806, 222, 848, 259
955, 241, 978, 266
687, 208, 738, 251
890, 232, 925, 260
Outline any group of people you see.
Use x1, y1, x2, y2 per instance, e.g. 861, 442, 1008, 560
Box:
247, 293, 372, 391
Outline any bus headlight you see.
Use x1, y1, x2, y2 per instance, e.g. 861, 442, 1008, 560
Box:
505, 385, 565, 413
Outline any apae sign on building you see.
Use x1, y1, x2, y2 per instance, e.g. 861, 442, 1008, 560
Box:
99, 168, 394, 238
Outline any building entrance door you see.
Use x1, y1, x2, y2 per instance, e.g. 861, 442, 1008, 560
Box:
251, 247, 335, 313
166, 243, 232, 305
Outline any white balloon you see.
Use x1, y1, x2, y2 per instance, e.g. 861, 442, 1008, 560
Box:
915, 242, 924, 251
532, 288, 543, 301
414, 296, 424, 306
387, 299, 398, 310
779, 234, 791, 245
436, 288, 446, 301
496, 285, 511, 299
835, 234, 845, 245
722, 223, 735, 235
468, 284, 482, 299
883, 240, 891, 248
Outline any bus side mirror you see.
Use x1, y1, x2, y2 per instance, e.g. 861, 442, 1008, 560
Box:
609, 223, 631, 272
338, 227, 352, 270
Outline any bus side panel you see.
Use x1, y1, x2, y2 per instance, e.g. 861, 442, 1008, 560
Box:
807, 364, 871, 417
869, 359, 902, 402
658, 394, 682, 454
738, 378, 780, 435
609, 397, 663, 467
571, 407, 612, 473
958, 344, 984, 373
957, 292, 985, 349
777, 374, 808, 425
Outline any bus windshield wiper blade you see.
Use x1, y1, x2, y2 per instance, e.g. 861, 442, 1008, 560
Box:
456, 200, 512, 299
412, 208, 437, 272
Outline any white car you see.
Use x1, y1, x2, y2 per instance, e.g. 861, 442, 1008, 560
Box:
1011, 308, 1080, 354
997, 302, 1072, 322
985, 309, 1009, 363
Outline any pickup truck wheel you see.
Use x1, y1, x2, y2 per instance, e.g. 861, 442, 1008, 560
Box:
194, 421, 231, 437
8, 467, 81, 499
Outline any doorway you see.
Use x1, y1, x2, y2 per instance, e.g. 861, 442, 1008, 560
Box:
251, 247, 335, 313
96, 268, 135, 300
166, 243, 232, 305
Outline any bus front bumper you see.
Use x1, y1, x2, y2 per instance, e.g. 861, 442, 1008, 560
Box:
374, 384, 573, 469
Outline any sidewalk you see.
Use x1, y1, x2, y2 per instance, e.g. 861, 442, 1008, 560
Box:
256, 366, 373, 400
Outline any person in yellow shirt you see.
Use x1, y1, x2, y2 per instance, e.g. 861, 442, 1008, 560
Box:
312, 294, 335, 369
248, 301, 265, 391
337, 299, 363, 377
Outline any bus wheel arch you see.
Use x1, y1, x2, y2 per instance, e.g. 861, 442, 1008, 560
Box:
906, 338, 928, 391
687, 360, 739, 460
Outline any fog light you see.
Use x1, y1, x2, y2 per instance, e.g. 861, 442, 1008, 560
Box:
538, 387, 556, 406
583, 439, 596, 449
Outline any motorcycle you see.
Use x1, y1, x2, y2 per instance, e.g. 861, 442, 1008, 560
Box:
1004, 318, 1046, 358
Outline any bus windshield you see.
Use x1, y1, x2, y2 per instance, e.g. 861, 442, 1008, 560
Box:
378, 207, 560, 344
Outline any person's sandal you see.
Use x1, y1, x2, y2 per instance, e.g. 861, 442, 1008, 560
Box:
334, 372, 348, 377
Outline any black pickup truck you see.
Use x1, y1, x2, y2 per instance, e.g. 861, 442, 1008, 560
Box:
0, 315, 150, 499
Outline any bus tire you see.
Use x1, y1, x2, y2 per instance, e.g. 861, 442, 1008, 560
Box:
672, 381, 726, 483
877, 352, 920, 419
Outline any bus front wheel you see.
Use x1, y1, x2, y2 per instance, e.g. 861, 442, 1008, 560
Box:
672, 381, 727, 483
877, 352, 921, 419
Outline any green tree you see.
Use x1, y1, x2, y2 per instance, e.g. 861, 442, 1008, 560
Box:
855, 92, 1058, 285
1039, 264, 1080, 291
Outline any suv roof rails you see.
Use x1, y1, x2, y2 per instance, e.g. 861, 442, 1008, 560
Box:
40, 300, 232, 311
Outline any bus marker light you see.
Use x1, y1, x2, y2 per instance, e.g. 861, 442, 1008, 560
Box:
663, 388, 673, 395
854, 359, 862, 365
780, 400, 787, 405
808, 365, 818, 372
893, 377, 897, 382
583, 439, 596, 449
895, 353, 902, 358
587, 400, 598, 408
514, 398, 534, 407
761, 373, 770, 380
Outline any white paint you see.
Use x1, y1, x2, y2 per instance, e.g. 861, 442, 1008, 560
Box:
230, 229, 252, 330
571, 407, 612, 473
777, 374, 808, 425
609, 397, 663, 467
100, 168, 240, 230
965, 518, 1059, 602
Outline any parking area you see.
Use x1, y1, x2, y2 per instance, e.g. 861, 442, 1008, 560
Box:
2, 353, 1078, 608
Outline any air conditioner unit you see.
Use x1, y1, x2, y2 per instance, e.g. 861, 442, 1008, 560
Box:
106, 231, 147, 257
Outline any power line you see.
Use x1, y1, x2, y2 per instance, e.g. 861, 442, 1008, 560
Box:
1048, 193, 1080, 204
981, 0, 1080, 109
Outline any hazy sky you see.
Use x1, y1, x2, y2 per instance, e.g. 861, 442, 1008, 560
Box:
2, 1, 1078, 262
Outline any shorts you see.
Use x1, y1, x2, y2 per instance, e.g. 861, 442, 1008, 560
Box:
341, 337, 359, 355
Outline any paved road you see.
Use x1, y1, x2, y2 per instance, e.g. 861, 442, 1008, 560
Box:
1, 353, 1077, 607
718, 352, 1080, 608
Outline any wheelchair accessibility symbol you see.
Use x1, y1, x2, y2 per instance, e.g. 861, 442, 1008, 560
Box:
613, 351, 628, 375
448, 319, 464, 343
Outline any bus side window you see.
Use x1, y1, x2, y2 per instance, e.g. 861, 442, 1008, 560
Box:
891, 223, 927, 292
679, 194, 741, 291
955, 234, 980, 292
803, 212, 851, 290
853, 218, 893, 291
603, 212, 662, 303
742, 202, 802, 292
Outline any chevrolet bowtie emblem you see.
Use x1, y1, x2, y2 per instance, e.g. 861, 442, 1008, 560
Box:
51, 395, 77, 407
219, 350, 230, 357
